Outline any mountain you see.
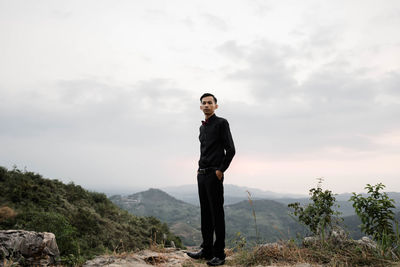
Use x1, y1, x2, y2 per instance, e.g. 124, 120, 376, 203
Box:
160, 184, 400, 217
110, 188, 307, 246
161, 184, 307, 206
110, 187, 400, 247
225, 199, 307, 243
0, 166, 182, 264
109, 189, 202, 246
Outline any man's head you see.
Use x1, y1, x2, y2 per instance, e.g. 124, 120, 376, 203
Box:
200, 93, 218, 117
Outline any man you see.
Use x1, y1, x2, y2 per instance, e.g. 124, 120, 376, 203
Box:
187, 93, 235, 266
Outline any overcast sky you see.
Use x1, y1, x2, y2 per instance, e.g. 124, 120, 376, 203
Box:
1, 0, 400, 195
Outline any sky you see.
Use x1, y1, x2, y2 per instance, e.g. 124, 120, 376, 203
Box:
1, 0, 400, 195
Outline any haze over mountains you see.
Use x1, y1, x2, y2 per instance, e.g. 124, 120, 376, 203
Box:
109, 183, 400, 216
161, 184, 308, 206
109, 185, 400, 246
109, 188, 306, 246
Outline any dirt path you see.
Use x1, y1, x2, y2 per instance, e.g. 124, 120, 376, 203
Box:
82, 248, 316, 267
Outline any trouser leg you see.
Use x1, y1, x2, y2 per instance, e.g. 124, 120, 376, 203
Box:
197, 173, 213, 253
208, 173, 225, 258
197, 171, 225, 258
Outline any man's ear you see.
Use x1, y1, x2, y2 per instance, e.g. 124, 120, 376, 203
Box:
200, 105, 203, 110
215, 104, 219, 109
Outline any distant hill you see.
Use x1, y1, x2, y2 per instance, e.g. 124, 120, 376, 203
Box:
0, 167, 182, 263
225, 199, 307, 243
110, 188, 308, 246
160, 184, 400, 217
110, 189, 201, 246
161, 184, 307, 206
110, 187, 400, 247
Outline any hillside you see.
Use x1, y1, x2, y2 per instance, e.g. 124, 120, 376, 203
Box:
225, 199, 306, 243
0, 166, 182, 264
110, 189, 307, 246
110, 187, 400, 248
110, 189, 202, 246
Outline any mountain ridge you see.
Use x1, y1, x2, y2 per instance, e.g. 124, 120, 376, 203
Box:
110, 188, 307, 246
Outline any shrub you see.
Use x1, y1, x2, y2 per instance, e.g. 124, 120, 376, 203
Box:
0, 206, 16, 222
18, 211, 79, 256
350, 183, 396, 244
288, 178, 341, 238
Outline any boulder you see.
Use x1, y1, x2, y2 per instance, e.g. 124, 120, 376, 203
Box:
355, 236, 377, 249
302, 231, 378, 251
0, 230, 60, 266
259, 242, 284, 250
302, 236, 319, 246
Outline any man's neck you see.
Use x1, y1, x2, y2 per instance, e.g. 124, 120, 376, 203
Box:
205, 113, 215, 120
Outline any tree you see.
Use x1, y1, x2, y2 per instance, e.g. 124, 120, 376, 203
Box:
288, 178, 341, 238
350, 183, 396, 243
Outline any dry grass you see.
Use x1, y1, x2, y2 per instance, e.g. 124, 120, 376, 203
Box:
0, 206, 16, 222
230, 239, 397, 267
2, 259, 15, 267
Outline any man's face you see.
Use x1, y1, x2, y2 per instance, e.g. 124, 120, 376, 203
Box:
200, 96, 218, 116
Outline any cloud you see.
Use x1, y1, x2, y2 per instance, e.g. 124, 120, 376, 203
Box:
217, 40, 400, 157
0, 78, 197, 148
0, 77, 203, 190
1, 0, 400, 193
219, 40, 296, 98
201, 13, 228, 32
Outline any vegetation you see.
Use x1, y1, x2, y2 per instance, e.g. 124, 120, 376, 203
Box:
350, 183, 396, 241
0, 166, 182, 265
230, 239, 394, 267
246, 190, 259, 244
112, 189, 307, 247
350, 183, 400, 258
110, 189, 202, 246
3, 165, 400, 266
229, 180, 400, 266
288, 178, 341, 238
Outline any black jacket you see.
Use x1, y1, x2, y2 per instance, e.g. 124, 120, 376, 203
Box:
198, 114, 235, 172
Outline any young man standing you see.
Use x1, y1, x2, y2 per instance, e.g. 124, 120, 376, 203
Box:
187, 93, 235, 266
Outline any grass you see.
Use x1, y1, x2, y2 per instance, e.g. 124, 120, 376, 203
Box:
229, 238, 399, 267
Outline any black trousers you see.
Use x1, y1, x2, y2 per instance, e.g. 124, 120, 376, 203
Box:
197, 170, 225, 258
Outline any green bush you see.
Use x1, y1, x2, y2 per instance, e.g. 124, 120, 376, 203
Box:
350, 183, 397, 245
288, 179, 341, 238
19, 211, 79, 256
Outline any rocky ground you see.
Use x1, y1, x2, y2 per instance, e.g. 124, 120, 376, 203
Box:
82, 248, 318, 267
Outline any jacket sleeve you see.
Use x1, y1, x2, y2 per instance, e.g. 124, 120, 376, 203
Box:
218, 119, 236, 173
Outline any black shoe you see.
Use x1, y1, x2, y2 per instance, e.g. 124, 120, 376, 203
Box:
207, 256, 225, 266
186, 250, 213, 260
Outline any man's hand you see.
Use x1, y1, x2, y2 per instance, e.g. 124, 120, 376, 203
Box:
216, 170, 223, 180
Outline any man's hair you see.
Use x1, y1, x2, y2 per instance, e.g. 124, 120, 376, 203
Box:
200, 93, 217, 103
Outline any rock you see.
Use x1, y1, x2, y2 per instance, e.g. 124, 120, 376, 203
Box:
330, 228, 347, 244
303, 236, 319, 247
355, 236, 377, 249
83, 249, 187, 267
303, 227, 348, 247
259, 242, 284, 250
0, 230, 60, 266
